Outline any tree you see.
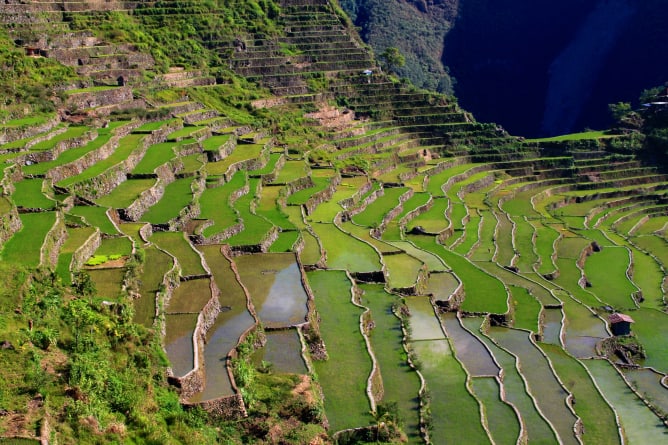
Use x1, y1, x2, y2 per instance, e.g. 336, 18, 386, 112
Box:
609, 102, 632, 121
380, 47, 405, 74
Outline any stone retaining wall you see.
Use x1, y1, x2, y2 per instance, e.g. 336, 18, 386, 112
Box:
67, 87, 133, 110
0, 203, 21, 250
343, 185, 384, 220
374, 187, 414, 237
170, 278, 222, 400
40, 211, 67, 269
205, 134, 237, 162
67, 123, 174, 200
120, 177, 173, 222
0, 115, 60, 145
304, 171, 341, 215
1, 164, 22, 195
184, 394, 247, 420
71, 228, 101, 272
46, 120, 139, 184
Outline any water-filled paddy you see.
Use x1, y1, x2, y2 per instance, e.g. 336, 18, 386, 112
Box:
540, 344, 621, 445
423, 271, 459, 300
193, 245, 255, 401
622, 368, 668, 416
307, 270, 373, 432
164, 313, 198, 378
359, 284, 421, 442
312, 222, 381, 272
405, 296, 444, 341
251, 329, 307, 375
489, 327, 579, 445
411, 339, 490, 444
471, 377, 521, 445
383, 252, 423, 289
135, 246, 172, 326
235, 253, 308, 327
462, 318, 558, 444
586, 359, 667, 444
541, 308, 563, 345
441, 313, 499, 377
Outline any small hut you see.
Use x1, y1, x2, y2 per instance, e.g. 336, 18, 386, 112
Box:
608, 313, 635, 336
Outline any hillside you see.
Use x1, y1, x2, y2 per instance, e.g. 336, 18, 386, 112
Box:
345, 0, 668, 138
0, 1, 667, 444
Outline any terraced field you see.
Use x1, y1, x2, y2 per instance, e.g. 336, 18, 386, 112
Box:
0, 0, 667, 443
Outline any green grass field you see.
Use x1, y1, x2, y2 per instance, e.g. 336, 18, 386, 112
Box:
140, 178, 193, 224
1, 212, 56, 267
11, 179, 55, 209
150, 231, 205, 276
69, 205, 118, 234
58, 133, 146, 187
96, 179, 157, 209
308, 270, 373, 432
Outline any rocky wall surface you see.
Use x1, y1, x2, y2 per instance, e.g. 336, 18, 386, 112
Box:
171, 279, 222, 400
71, 228, 101, 272
41, 211, 67, 269
185, 394, 247, 420
138, 223, 153, 243
46, 120, 139, 184
205, 134, 237, 162
67, 124, 170, 200
121, 178, 172, 222
0, 115, 60, 145
343, 185, 384, 220
67, 87, 133, 110
339, 178, 372, 209
1, 126, 68, 155
1, 164, 22, 195
375, 187, 413, 236
0, 203, 22, 250
400, 195, 434, 227
223, 149, 269, 182
304, 171, 341, 215
20, 130, 98, 166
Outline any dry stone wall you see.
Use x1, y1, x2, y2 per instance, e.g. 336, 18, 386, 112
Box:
67, 87, 133, 110
71, 228, 102, 272
46, 120, 139, 184
0, 115, 60, 145
40, 211, 67, 269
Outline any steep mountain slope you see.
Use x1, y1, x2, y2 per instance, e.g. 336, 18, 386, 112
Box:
346, 0, 668, 137
340, 0, 457, 93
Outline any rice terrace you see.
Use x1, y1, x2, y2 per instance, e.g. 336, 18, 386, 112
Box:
0, 0, 667, 444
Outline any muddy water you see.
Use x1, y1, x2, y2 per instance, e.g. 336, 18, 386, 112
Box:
423, 271, 460, 300
489, 327, 579, 445
195, 245, 255, 402
622, 368, 668, 416
252, 329, 307, 375
164, 313, 198, 377
441, 312, 499, 377
235, 253, 308, 327
541, 308, 563, 345
586, 359, 667, 444
405, 296, 445, 341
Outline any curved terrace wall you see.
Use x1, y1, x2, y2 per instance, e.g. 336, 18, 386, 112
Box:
70, 228, 102, 272
0, 115, 60, 145
46, 120, 140, 184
